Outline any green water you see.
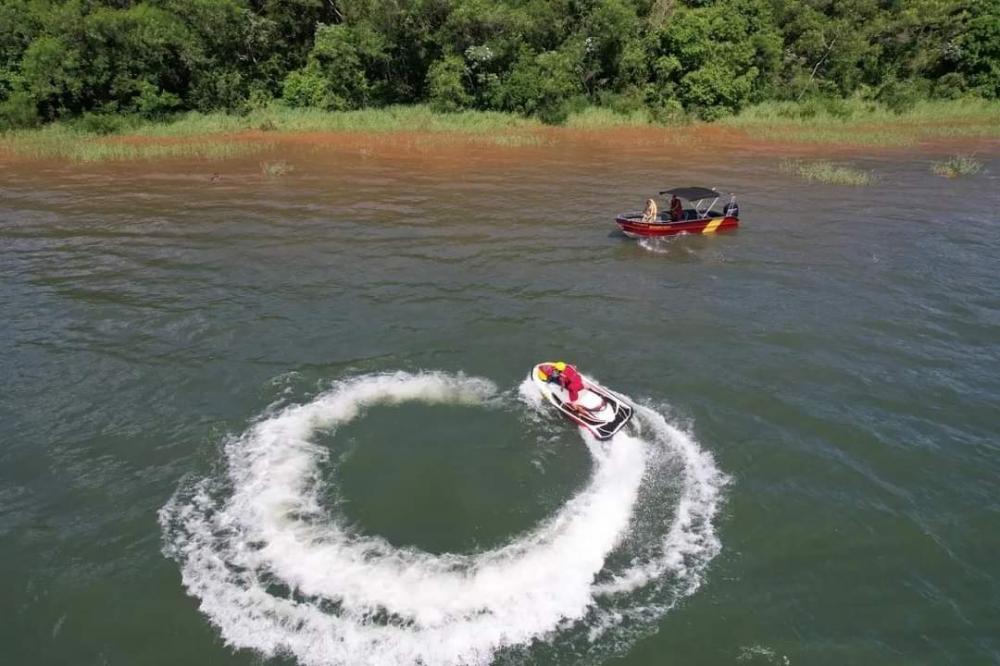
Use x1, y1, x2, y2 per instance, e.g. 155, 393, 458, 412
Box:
2, 148, 998, 665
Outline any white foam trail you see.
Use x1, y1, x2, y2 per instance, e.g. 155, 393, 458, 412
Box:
160, 371, 726, 665
593, 404, 725, 596
638, 234, 693, 255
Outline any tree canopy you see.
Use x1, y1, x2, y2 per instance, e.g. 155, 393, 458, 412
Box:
0, 0, 995, 129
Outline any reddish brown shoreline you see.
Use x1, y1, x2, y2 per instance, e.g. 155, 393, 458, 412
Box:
1, 123, 995, 172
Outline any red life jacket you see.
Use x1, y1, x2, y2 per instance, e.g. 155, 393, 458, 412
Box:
560, 364, 583, 391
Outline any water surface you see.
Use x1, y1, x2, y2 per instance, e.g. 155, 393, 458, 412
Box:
2, 143, 998, 665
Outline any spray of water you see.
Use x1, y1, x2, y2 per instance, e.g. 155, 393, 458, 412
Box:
637, 237, 677, 255
160, 371, 726, 665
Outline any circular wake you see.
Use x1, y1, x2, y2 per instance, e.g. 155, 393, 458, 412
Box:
159, 371, 726, 665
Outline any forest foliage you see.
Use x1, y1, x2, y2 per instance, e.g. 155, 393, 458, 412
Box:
1, 0, 997, 130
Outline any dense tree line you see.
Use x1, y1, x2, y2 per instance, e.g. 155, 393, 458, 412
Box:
1, 0, 997, 129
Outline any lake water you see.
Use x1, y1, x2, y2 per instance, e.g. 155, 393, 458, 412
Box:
2, 140, 998, 666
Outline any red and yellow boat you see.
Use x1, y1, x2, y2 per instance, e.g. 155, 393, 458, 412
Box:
616, 186, 740, 238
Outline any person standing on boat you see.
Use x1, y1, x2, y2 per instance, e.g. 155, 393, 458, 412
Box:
641, 198, 658, 223
538, 361, 584, 403
669, 195, 684, 221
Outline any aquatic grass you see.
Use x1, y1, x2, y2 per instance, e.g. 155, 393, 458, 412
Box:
727, 98, 1000, 127
261, 159, 293, 176
488, 135, 542, 147
748, 126, 917, 146
131, 104, 543, 137
919, 124, 1000, 139
0, 124, 76, 159
725, 98, 1000, 147
3, 98, 997, 162
413, 132, 550, 148
780, 160, 877, 186
468, 133, 549, 147
0, 105, 552, 162
564, 107, 656, 129
69, 141, 266, 162
314, 131, 554, 156
931, 154, 983, 178
626, 131, 695, 147
0, 123, 267, 162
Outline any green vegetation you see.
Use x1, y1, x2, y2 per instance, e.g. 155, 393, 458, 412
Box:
932, 154, 984, 178
0, 123, 268, 161
0, 0, 997, 133
0, 105, 547, 160
0, 98, 993, 162
563, 107, 656, 129
724, 98, 1000, 146
780, 160, 877, 186
130, 105, 541, 136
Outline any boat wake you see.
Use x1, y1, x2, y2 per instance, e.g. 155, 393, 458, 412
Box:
637, 236, 678, 255
159, 371, 727, 665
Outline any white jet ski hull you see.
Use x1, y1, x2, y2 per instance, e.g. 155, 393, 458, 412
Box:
531, 364, 634, 440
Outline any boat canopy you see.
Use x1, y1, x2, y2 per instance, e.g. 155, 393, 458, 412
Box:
658, 186, 721, 200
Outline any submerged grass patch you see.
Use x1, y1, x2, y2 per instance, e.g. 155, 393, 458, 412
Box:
73, 141, 266, 162
411, 131, 551, 148
749, 126, 917, 146
931, 154, 984, 178
780, 160, 877, 186
261, 159, 293, 177
485, 133, 548, 147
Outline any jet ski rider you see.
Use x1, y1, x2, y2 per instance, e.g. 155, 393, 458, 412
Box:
538, 361, 583, 403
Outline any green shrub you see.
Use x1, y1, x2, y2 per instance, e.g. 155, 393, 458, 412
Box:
282, 65, 330, 109
877, 80, 922, 114
309, 24, 371, 109
74, 112, 126, 135
0, 91, 40, 130
781, 98, 820, 119
0, 0, 996, 128
188, 69, 249, 112
280, 24, 373, 111
820, 97, 855, 119
654, 0, 780, 118
932, 73, 966, 100
499, 48, 581, 124
134, 82, 182, 119
602, 87, 646, 115
427, 56, 471, 113
536, 101, 569, 125
245, 86, 275, 112
954, 0, 1000, 99
646, 97, 685, 124
19, 35, 81, 119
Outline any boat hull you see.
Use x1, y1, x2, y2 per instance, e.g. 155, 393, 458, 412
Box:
616, 214, 739, 238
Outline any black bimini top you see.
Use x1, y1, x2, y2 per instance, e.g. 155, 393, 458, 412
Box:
658, 187, 721, 200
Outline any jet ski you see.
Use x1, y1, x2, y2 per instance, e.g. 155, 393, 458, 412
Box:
531, 362, 634, 440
